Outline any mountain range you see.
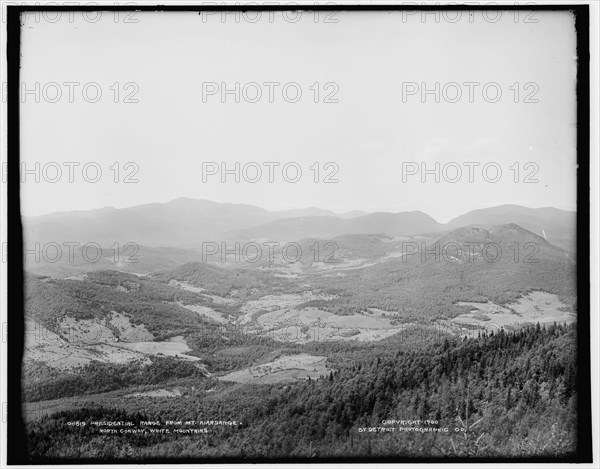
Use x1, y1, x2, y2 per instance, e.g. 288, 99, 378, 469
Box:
23, 198, 576, 252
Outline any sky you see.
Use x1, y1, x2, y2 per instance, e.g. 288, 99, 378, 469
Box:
17, 9, 578, 223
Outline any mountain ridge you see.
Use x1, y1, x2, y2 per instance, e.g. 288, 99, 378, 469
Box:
23, 198, 575, 251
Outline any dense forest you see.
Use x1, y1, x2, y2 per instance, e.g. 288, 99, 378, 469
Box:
25, 323, 577, 460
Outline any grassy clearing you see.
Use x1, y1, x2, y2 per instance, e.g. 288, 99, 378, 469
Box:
218, 354, 328, 384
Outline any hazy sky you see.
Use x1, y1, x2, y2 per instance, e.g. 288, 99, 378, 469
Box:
18, 9, 577, 222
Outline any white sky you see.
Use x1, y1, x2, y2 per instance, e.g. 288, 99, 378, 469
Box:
18, 9, 578, 223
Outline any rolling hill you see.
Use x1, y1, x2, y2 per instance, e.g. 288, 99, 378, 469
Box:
446, 205, 576, 251
228, 211, 442, 241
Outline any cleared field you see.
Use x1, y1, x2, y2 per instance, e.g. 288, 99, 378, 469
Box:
260, 322, 409, 343
56, 312, 153, 344
508, 291, 575, 322
126, 388, 182, 398
237, 292, 322, 323
57, 317, 115, 343
168, 279, 205, 293
218, 354, 328, 384
109, 312, 154, 341
178, 302, 228, 323
117, 336, 203, 362
367, 308, 401, 317
237, 303, 410, 343
203, 294, 237, 305
311, 257, 371, 271
24, 320, 201, 370
453, 291, 575, 330
259, 261, 303, 279
169, 279, 237, 305
236, 292, 573, 344
260, 307, 394, 327
64, 274, 88, 281
24, 343, 150, 370
24, 320, 151, 370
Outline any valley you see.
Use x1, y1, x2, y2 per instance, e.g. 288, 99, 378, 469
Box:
19, 200, 580, 460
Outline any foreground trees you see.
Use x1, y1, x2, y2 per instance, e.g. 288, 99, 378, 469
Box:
25, 323, 577, 460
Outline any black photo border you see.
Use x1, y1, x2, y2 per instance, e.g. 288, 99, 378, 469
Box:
5, 3, 592, 465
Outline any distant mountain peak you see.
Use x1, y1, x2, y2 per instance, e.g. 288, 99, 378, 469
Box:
24, 200, 573, 252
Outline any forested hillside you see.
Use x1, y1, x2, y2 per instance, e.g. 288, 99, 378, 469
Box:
25, 323, 577, 460
24, 273, 223, 339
